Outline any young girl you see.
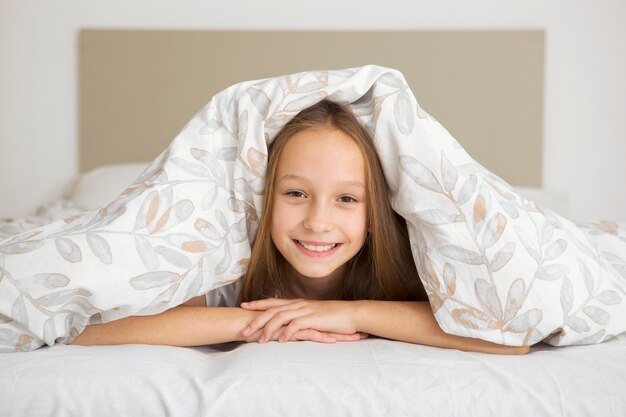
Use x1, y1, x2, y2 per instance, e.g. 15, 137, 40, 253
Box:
71, 99, 529, 355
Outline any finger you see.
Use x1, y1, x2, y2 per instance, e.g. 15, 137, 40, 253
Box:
243, 304, 309, 338
240, 298, 299, 310
278, 317, 312, 343
258, 309, 308, 343
294, 329, 336, 344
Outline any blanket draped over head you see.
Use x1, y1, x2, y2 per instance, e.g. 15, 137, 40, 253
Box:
1, 65, 625, 353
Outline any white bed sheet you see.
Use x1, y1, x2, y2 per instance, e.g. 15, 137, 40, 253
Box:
2, 335, 625, 417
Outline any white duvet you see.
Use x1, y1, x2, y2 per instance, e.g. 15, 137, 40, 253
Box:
1, 65, 625, 352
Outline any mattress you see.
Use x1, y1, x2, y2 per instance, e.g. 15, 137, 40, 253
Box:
1, 335, 625, 416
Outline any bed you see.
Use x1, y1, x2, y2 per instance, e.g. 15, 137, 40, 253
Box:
1, 30, 624, 416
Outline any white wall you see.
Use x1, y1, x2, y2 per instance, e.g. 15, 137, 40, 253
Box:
1, 0, 625, 222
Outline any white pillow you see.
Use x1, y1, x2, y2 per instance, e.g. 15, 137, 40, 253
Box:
67, 163, 150, 210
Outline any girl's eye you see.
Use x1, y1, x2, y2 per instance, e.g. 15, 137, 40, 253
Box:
286, 191, 305, 198
339, 196, 357, 203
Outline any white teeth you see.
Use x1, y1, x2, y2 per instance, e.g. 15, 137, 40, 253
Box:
297, 240, 337, 252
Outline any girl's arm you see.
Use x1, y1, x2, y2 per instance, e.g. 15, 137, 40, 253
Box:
240, 299, 529, 355
70, 303, 364, 347
70, 306, 256, 347
354, 300, 530, 355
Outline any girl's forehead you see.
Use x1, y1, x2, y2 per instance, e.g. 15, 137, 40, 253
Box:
276, 128, 366, 179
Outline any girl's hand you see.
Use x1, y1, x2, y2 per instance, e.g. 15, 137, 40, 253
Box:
242, 325, 367, 344
239, 298, 368, 343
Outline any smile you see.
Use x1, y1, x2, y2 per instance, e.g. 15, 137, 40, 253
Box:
293, 240, 342, 257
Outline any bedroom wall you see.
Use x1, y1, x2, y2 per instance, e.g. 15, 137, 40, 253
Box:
1, 0, 625, 222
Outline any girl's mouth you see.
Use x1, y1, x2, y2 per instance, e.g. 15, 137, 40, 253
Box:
293, 240, 342, 257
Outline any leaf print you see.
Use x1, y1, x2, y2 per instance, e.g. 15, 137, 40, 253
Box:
424, 256, 441, 293
249, 177, 265, 195
440, 244, 483, 265
456, 175, 478, 205
135, 234, 159, 271
170, 157, 212, 178
11, 297, 28, 328
472, 194, 487, 229
36, 288, 92, 307
14, 273, 70, 293
202, 187, 219, 210
231, 258, 249, 275
247, 86, 271, 118
173, 200, 194, 222
429, 292, 447, 314
573, 329, 606, 345
443, 262, 456, 297
595, 290, 622, 305
215, 209, 229, 232
378, 72, 405, 88
583, 306, 610, 325
247, 147, 266, 177
167, 233, 202, 246
234, 177, 254, 201
577, 259, 594, 295
130, 271, 180, 290
181, 240, 217, 253
296, 81, 326, 93
217, 147, 238, 161
155, 246, 192, 269
227, 197, 245, 213
215, 242, 232, 275
560, 276, 574, 316
514, 225, 540, 262
238, 109, 248, 141
195, 218, 223, 242
86, 233, 112, 265
504, 308, 542, 333
413, 210, 460, 226
489, 242, 515, 272
55, 238, 82, 263
482, 213, 507, 249
399, 155, 443, 193
452, 307, 497, 330
541, 222, 555, 244
474, 278, 503, 320
501, 200, 520, 219
43, 318, 57, 345
150, 207, 171, 234
134, 191, 158, 231
544, 239, 567, 261
440, 152, 458, 192
199, 119, 222, 135
230, 217, 248, 243
283, 93, 327, 112
0, 328, 18, 346
0, 240, 43, 254
504, 278, 525, 322
566, 316, 590, 333
536, 264, 570, 281
394, 90, 414, 134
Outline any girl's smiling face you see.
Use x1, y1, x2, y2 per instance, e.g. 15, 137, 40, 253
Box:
270, 126, 368, 294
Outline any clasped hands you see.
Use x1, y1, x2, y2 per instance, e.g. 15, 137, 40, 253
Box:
239, 298, 369, 344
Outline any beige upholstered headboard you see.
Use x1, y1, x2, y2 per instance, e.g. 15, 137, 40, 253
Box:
79, 30, 544, 186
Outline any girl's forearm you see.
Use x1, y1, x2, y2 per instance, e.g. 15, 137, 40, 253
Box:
70, 306, 254, 347
353, 300, 530, 355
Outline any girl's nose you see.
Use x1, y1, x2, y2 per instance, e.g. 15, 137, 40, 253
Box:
303, 204, 333, 232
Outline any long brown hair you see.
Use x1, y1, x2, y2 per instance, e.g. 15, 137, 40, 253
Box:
238, 99, 426, 303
